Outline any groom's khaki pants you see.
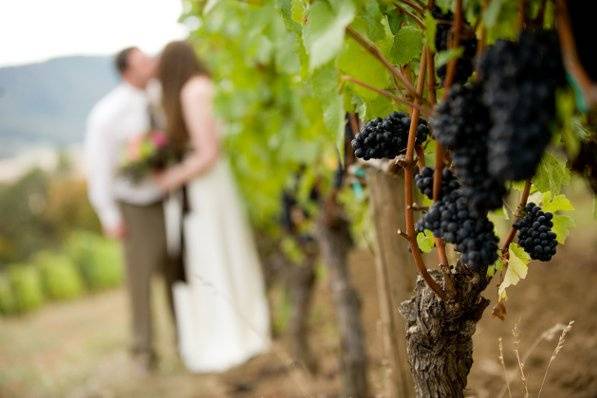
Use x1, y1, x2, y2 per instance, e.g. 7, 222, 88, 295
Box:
119, 200, 181, 359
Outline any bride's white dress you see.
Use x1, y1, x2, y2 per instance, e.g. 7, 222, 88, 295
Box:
165, 158, 271, 373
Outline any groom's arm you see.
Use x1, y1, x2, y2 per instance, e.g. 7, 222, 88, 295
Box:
85, 112, 125, 238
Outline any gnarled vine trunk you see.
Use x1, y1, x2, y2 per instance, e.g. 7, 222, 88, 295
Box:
399, 265, 490, 398
316, 199, 369, 398
287, 242, 318, 373
367, 167, 416, 397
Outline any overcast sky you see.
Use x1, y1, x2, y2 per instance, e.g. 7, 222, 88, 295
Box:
0, 0, 188, 66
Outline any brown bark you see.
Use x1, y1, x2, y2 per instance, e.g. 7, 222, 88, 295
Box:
367, 167, 416, 397
399, 264, 490, 398
287, 241, 318, 374
316, 199, 369, 398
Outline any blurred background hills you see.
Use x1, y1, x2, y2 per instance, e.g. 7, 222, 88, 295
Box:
0, 56, 117, 159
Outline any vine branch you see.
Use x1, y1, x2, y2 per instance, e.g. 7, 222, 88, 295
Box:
555, 0, 597, 110
500, 180, 532, 258
398, 0, 425, 15
402, 49, 446, 300
394, 4, 425, 29
345, 26, 429, 106
341, 75, 431, 115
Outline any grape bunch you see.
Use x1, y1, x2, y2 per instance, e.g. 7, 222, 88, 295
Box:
433, 7, 478, 84
416, 188, 499, 270
478, 29, 566, 181
352, 112, 429, 160
414, 166, 459, 199
514, 203, 558, 261
432, 84, 507, 213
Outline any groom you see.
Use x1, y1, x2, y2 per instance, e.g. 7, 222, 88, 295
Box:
85, 47, 181, 372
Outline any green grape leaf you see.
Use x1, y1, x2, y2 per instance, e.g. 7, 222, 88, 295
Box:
424, 11, 437, 52
498, 243, 531, 301
291, 0, 307, 24
338, 38, 391, 99
435, 47, 463, 68
390, 26, 423, 66
533, 152, 570, 195
387, 12, 405, 35
362, 1, 386, 42
487, 257, 505, 278
552, 214, 575, 244
416, 230, 435, 253
541, 192, 575, 213
302, 0, 355, 70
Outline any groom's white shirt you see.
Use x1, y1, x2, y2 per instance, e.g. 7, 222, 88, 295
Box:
85, 81, 162, 231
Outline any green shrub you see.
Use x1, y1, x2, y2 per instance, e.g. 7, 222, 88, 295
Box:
8, 265, 44, 313
66, 231, 123, 291
0, 274, 16, 314
35, 252, 84, 301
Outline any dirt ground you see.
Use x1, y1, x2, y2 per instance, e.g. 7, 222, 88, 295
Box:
1, 193, 596, 397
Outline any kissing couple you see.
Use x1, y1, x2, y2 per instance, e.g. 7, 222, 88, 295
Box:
85, 41, 271, 373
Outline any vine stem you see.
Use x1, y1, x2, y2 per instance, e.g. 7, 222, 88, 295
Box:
341, 75, 431, 115
555, 0, 597, 109
500, 180, 532, 258
403, 49, 446, 301
398, 0, 425, 15
345, 26, 428, 106
394, 4, 425, 28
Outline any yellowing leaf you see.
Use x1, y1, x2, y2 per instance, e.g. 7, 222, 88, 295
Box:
498, 243, 530, 301
541, 192, 575, 213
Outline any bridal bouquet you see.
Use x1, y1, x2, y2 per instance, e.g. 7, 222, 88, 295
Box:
119, 130, 176, 182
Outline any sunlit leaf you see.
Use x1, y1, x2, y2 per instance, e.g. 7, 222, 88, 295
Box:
498, 243, 530, 301
302, 0, 355, 70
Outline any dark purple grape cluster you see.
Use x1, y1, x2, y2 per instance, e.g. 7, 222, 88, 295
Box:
414, 166, 459, 199
352, 112, 429, 160
514, 203, 558, 261
433, 7, 477, 84
432, 84, 507, 213
416, 188, 499, 270
478, 29, 566, 181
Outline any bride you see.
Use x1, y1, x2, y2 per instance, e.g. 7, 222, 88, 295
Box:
155, 41, 271, 372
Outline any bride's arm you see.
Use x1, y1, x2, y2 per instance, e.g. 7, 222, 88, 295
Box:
156, 76, 220, 192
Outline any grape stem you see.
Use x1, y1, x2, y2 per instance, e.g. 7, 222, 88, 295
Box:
345, 26, 429, 107
403, 49, 447, 301
398, 0, 425, 15
394, 4, 425, 28
341, 75, 431, 115
499, 179, 532, 259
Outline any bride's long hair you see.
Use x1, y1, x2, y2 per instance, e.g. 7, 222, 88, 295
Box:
158, 41, 210, 152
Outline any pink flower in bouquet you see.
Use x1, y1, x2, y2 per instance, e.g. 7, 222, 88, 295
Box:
150, 130, 168, 149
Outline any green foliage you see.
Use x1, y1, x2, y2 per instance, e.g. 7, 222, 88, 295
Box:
0, 274, 16, 315
35, 252, 84, 301
416, 230, 435, 253
533, 152, 570, 195
66, 231, 123, 291
302, 0, 355, 70
7, 265, 44, 313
